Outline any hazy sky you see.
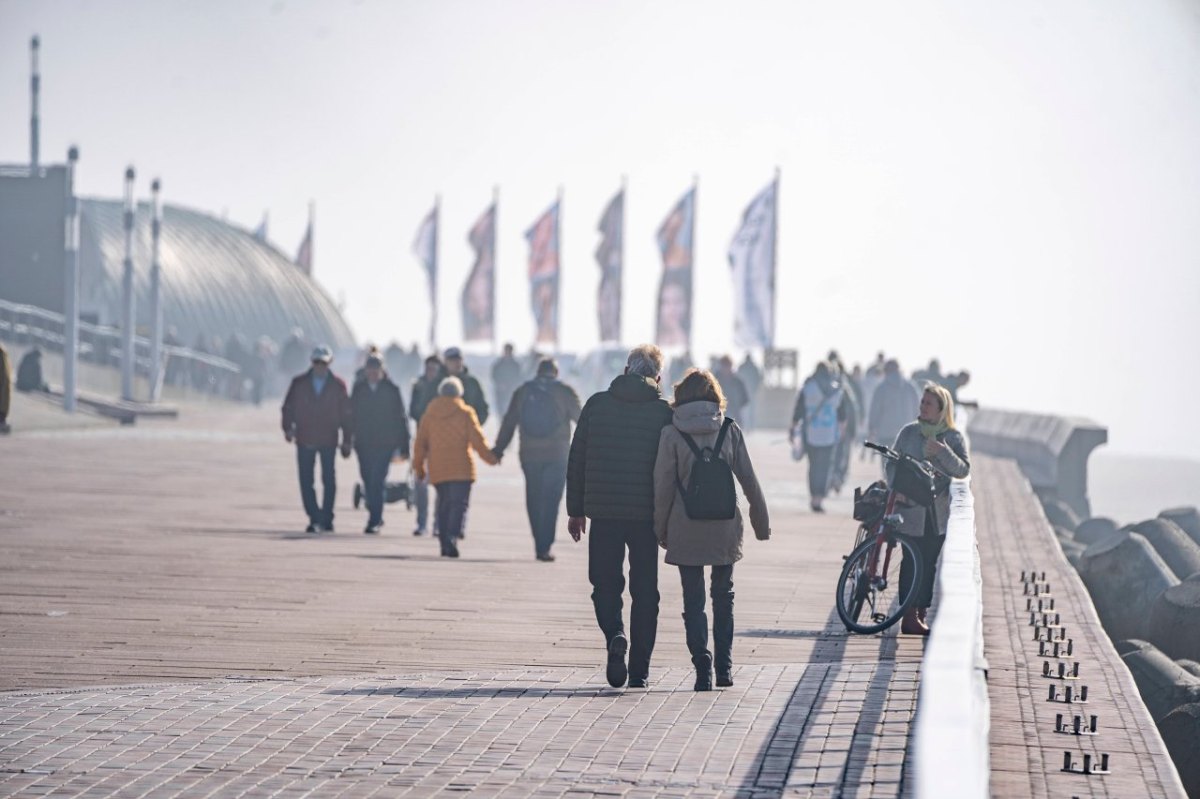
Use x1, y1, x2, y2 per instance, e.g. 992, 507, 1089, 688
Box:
2, 0, 1199, 457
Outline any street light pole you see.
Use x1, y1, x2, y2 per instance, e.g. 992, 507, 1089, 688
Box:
148, 179, 165, 402
63, 146, 80, 412
120, 166, 137, 402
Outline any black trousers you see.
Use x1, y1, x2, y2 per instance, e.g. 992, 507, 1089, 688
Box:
899, 508, 945, 608
807, 444, 833, 499
678, 564, 734, 673
522, 460, 567, 556
435, 481, 472, 554
588, 518, 659, 680
356, 447, 392, 525
297, 445, 336, 526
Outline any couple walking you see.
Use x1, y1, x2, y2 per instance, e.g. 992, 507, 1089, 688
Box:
567, 345, 770, 691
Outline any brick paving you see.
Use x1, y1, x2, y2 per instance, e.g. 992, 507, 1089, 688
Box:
974, 455, 1186, 798
0, 406, 925, 797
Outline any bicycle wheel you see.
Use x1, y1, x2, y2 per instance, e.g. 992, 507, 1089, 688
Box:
835, 533, 923, 634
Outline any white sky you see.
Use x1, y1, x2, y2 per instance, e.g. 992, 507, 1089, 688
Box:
1, 0, 1199, 457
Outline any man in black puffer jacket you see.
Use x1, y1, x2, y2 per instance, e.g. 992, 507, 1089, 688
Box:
351, 355, 410, 534
567, 344, 674, 689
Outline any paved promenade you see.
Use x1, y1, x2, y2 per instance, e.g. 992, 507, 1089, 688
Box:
0, 404, 925, 797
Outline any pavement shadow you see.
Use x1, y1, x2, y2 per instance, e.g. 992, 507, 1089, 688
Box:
323, 685, 613, 699
351, 554, 513, 564
734, 607, 907, 796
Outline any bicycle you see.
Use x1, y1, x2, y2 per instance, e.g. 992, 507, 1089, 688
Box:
835, 440, 940, 634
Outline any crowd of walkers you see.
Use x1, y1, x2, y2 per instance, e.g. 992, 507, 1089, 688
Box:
277, 341, 971, 688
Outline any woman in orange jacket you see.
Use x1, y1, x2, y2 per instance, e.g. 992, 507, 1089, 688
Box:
412, 376, 500, 557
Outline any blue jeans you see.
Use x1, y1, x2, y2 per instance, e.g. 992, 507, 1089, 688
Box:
356, 448, 392, 525
297, 445, 336, 527
522, 460, 567, 556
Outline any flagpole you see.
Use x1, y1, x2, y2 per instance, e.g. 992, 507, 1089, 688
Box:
492, 185, 499, 356
689, 174, 698, 357
555, 185, 563, 356
770, 166, 780, 352
618, 175, 626, 347
431, 194, 440, 352
308, 200, 315, 277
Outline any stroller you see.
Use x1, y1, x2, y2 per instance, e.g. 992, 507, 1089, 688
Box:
353, 459, 415, 511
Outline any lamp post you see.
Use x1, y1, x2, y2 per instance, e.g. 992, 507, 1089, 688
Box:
63, 146, 80, 412
120, 166, 137, 402
30, 36, 40, 168
148, 178, 164, 402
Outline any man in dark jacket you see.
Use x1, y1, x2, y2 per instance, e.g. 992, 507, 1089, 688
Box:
491, 343, 522, 417
281, 346, 353, 533
444, 347, 488, 424
351, 355, 410, 534
567, 344, 674, 689
493, 358, 582, 562
409, 354, 444, 536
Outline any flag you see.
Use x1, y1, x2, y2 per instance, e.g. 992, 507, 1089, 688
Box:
461, 203, 496, 342
295, 212, 313, 276
413, 204, 438, 348
728, 178, 777, 349
525, 200, 560, 346
252, 212, 269, 243
655, 186, 695, 348
595, 189, 623, 344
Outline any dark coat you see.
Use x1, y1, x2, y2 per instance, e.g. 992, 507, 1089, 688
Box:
566, 373, 674, 522
410, 375, 440, 423
351, 376, 410, 456
455, 368, 490, 425
281, 369, 352, 449
493, 377, 582, 464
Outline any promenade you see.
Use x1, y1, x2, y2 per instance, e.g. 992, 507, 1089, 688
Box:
0, 403, 925, 798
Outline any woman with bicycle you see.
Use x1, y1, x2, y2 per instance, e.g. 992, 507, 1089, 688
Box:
889, 382, 970, 635
653, 369, 771, 691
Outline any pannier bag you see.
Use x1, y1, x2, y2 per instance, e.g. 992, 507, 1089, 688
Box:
892, 456, 939, 506
852, 481, 889, 523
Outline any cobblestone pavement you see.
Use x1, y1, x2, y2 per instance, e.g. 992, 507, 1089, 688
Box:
0, 405, 924, 797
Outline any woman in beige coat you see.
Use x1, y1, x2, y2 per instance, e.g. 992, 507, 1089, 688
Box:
653, 369, 770, 691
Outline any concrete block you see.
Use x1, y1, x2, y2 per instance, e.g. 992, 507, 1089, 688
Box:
1132, 518, 1200, 581
1080, 532, 1179, 641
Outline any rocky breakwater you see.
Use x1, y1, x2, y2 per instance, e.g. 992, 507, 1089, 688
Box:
970, 409, 1200, 797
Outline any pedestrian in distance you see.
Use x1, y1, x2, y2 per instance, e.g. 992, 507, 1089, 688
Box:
736, 354, 763, 429
409, 354, 445, 536
713, 355, 750, 426
15, 348, 50, 393
491, 343, 522, 418
492, 358, 583, 562
281, 346, 353, 533
0, 343, 11, 434
790, 360, 852, 513
867, 359, 920, 475
351, 355, 411, 534
653, 369, 770, 691
567, 344, 674, 689
443, 347, 489, 425
889, 382, 970, 635
412, 376, 500, 558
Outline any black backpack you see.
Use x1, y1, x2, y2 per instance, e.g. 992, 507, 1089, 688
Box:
676, 418, 737, 521
519, 381, 564, 438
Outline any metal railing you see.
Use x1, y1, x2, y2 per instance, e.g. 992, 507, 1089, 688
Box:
0, 297, 240, 385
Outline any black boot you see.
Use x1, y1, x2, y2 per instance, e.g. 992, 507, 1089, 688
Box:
693, 653, 713, 692
713, 588, 734, 687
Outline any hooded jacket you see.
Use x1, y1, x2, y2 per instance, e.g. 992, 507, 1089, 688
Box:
653, 401, 770, 566
566, 373, 674, 521
493, 377, 583, 465
412, 395, 499, 485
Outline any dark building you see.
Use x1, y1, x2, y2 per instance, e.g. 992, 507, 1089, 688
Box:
0, 165, 355, 351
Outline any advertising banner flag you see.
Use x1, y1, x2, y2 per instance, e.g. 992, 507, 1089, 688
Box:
728, 178, 777, 349
595, 188, 623, 344
412, 203, 439, 347
462, 203, 496, 342
525, 200, 561, 346
655, 186, 695, 348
